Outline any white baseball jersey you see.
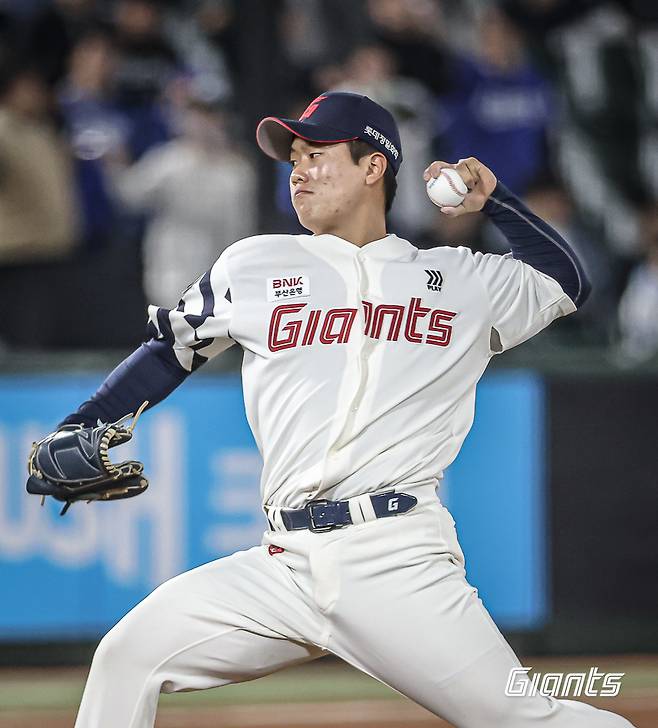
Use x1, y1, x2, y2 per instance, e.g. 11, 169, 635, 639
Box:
80, 233, 633, 728
148, 233, 575, 509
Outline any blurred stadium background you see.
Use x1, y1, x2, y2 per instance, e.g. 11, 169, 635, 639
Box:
0, 0, 657, 726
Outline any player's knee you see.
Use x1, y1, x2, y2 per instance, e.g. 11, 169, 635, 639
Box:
91, 618, 146, 677
485, 696, 534, 727
558, 700, 636, 727
91, 628, 128, 676
467, 694, 562, 728
89, 636, 116, 679
482, 697, 637, 728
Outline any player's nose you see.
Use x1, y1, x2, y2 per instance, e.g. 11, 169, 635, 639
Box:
291, 169, 308, 185
290, 162, 309, 184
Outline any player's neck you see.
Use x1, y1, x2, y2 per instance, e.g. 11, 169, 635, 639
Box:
313, 209, 387, 248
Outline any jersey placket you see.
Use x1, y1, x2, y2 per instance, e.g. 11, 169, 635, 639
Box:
333, 250, 375, 448
315, 249, 375, 497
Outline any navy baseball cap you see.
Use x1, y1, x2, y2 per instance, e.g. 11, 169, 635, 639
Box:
256, 91, 403, 175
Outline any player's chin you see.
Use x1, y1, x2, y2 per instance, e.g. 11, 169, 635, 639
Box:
293, 201, 323, 232
292, 193, 313, 213
295, 215, 318, 233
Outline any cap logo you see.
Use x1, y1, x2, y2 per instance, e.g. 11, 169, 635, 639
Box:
299, 95, 328, 121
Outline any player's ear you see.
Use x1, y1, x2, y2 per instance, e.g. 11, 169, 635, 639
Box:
364, 152, 387, 187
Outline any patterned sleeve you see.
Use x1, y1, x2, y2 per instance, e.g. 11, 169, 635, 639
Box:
472, 251, 576, 353
147, 253, 235, 372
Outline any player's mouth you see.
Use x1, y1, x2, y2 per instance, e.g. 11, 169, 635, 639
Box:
294, 189, 313, 199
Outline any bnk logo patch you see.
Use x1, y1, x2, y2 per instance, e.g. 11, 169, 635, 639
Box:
267, 275, 310, 302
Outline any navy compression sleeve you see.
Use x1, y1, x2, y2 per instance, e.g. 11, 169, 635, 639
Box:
59, 340, 190, 427
482, 182, 591, 308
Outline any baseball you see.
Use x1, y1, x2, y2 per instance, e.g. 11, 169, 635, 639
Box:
426, 168, 468, 208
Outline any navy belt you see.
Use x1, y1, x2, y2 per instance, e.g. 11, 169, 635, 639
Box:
280, 491, 418, 533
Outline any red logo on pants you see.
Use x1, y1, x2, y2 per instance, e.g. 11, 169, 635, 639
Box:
268, 545, 285, 556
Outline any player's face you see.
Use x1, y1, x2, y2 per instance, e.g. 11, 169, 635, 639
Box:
289, 139, 369, 233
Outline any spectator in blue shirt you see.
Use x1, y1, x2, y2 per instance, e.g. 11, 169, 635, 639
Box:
437, 6, 552, 195
59, 30, 130, 251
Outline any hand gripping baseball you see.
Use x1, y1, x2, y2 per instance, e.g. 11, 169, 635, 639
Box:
26, 402, 150, 516
423, 157, 497, 217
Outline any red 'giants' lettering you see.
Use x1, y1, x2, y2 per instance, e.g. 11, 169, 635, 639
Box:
268, 303, 306, 351
268, 298, 457, 352
427, 309, 457, 347
319, 308, 357, 344
369, 304, 404, 341
404, 297, 430, 343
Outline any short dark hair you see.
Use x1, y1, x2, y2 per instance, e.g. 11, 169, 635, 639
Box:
348, 140, 397, 213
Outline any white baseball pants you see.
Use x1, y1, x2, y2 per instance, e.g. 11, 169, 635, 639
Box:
74, 485, 635, 728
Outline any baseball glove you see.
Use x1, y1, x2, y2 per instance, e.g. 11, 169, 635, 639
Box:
26, 402, 149, 516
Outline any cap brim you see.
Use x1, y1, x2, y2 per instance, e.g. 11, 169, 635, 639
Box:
256, 117, 358, 162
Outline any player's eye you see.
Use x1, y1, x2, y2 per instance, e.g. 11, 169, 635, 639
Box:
289, 160, 298, 168
309, 152, 322, 159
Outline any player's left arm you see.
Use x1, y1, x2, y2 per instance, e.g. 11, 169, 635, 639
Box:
59, 252, 236, 428
424, 158, 591, 308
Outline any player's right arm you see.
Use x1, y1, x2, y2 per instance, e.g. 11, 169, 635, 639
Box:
426, 157, 591, 352
60, 252, 234, 427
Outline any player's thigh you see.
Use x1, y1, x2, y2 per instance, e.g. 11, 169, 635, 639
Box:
331, 548, 516, 719
327, 507, 633, 727
94, 545, 323, 690
328, 503, 512, 682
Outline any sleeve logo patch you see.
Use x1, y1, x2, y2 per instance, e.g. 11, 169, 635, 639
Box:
267, 275, 310, 302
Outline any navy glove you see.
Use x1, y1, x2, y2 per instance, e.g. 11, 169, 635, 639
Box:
26, 403, 149, 516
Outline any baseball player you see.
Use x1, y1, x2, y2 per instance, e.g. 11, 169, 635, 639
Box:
46, 92, 634, 727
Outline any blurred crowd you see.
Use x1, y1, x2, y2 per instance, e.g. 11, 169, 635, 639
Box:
0, 0, 657, 364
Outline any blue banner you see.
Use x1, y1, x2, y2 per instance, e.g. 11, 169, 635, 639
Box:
0, 371, 546, 638
442, 371, 547, 629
